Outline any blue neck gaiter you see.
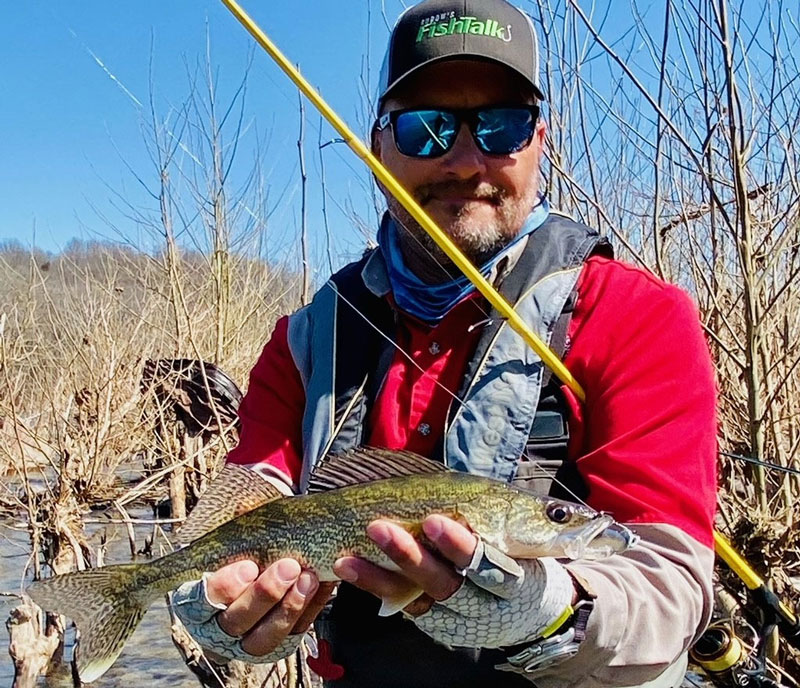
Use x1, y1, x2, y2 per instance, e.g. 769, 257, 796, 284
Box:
378, 199, 550, 324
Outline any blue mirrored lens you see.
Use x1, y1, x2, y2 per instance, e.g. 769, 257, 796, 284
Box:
475, 108, 534, 154
394, 110, 458, 157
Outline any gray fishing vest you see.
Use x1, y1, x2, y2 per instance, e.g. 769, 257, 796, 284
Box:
286, 211, 611, 494
285, 212, 611, 688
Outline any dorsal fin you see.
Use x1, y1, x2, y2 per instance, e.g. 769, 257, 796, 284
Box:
307, 447, 450, 494
178, 464, 284, 544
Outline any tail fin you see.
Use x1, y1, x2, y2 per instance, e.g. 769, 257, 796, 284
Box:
28, 564, 155, 683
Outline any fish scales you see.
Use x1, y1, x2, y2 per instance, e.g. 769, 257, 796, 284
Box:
184, 472, 482, 577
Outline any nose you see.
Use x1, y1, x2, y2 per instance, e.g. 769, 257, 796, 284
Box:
440, 123, 487, 179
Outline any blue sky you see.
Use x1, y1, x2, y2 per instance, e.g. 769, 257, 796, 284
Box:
1, 1, 650, 271
1, 0, 410, 265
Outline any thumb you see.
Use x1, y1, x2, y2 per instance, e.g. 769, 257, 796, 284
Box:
463, 540, 525, 599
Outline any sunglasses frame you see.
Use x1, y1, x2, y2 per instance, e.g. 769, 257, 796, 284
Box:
376, 103, 541, 159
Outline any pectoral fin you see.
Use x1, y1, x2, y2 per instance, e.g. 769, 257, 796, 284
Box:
378, 586, 425, 617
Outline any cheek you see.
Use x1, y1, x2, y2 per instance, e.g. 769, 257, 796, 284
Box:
486, 166, 523, 198
379, 147, 424, 191
375, 131, 450, 193
490, 155, 540, 198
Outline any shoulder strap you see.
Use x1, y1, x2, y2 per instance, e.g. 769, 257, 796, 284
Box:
453, 214, 610, 413
328, 250, 396, 442
540, 288, 575, 389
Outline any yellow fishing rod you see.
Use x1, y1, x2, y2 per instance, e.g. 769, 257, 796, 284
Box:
219, 0, 585, 404
219, 0, 798, 641
714, 532, 800, 649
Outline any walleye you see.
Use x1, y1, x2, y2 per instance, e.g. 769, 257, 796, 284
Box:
28, 448, 637, 682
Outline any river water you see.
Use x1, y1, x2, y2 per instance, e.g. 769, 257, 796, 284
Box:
0, 507, 198, 687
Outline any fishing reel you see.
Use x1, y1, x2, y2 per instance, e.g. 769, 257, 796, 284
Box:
690, 621, 787, 688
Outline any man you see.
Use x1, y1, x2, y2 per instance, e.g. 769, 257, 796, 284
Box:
173, 1, 717, 686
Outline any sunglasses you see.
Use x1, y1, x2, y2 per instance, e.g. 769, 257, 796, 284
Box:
376, 104, 540, 159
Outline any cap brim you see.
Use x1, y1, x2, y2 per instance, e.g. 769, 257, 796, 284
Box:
379, 53, 546, 108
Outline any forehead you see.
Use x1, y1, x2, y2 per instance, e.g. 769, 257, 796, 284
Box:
382, 59, 535, 111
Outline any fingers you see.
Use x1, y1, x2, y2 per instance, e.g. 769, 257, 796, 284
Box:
205, 560, 260, 606
370, 521, 458, 599
370, 518, 474, 599
334, 555, 422, 600
291, 582, 337, 634
337, 519, 470, 602
217, 559, 301, 637
422, 515, 478, 570
203, 559, 335, 658
240, 570, 321, 656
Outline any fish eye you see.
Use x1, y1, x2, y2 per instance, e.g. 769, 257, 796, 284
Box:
546, 503, 573, 524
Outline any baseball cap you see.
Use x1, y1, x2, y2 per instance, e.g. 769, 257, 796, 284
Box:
377, 0, 544, 112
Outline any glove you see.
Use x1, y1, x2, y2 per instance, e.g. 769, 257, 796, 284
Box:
171, 573, 303, 663
411, 540, 575, 649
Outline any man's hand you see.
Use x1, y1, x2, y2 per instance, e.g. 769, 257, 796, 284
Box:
172, 559, 335, 662
332, 515, 577, 651
332, 514, 476, 612
211, 559, 334, 654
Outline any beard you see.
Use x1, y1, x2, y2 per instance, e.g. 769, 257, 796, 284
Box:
387, 178, 539, 273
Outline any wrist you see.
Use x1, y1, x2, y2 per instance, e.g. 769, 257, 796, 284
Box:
496, 570, 596, 677
530, 558, 578, 638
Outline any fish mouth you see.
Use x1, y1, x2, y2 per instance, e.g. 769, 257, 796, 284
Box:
561, 514, 639, 560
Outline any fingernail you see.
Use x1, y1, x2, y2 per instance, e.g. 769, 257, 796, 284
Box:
296, 572, 317, 597
234, 560, 259, 584
423, 515, 445, 541
334, 558, 358, 583
367, 521, 391, 548
275, 559, 301, 584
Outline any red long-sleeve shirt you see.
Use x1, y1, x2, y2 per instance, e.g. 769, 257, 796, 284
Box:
229, 255, 716, 548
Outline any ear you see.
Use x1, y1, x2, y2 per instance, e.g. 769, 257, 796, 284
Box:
534, 116, 547, 147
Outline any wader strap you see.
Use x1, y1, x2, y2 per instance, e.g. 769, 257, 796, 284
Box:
450, 215, 610, 423
515, 286, 587, 501
329, 252, 396, 450
452, 218, 559, 410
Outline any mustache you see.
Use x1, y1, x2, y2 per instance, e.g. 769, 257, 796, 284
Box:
417, 181, 505, 205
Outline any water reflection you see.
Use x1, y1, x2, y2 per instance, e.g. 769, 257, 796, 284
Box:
0, 508, 197, 687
